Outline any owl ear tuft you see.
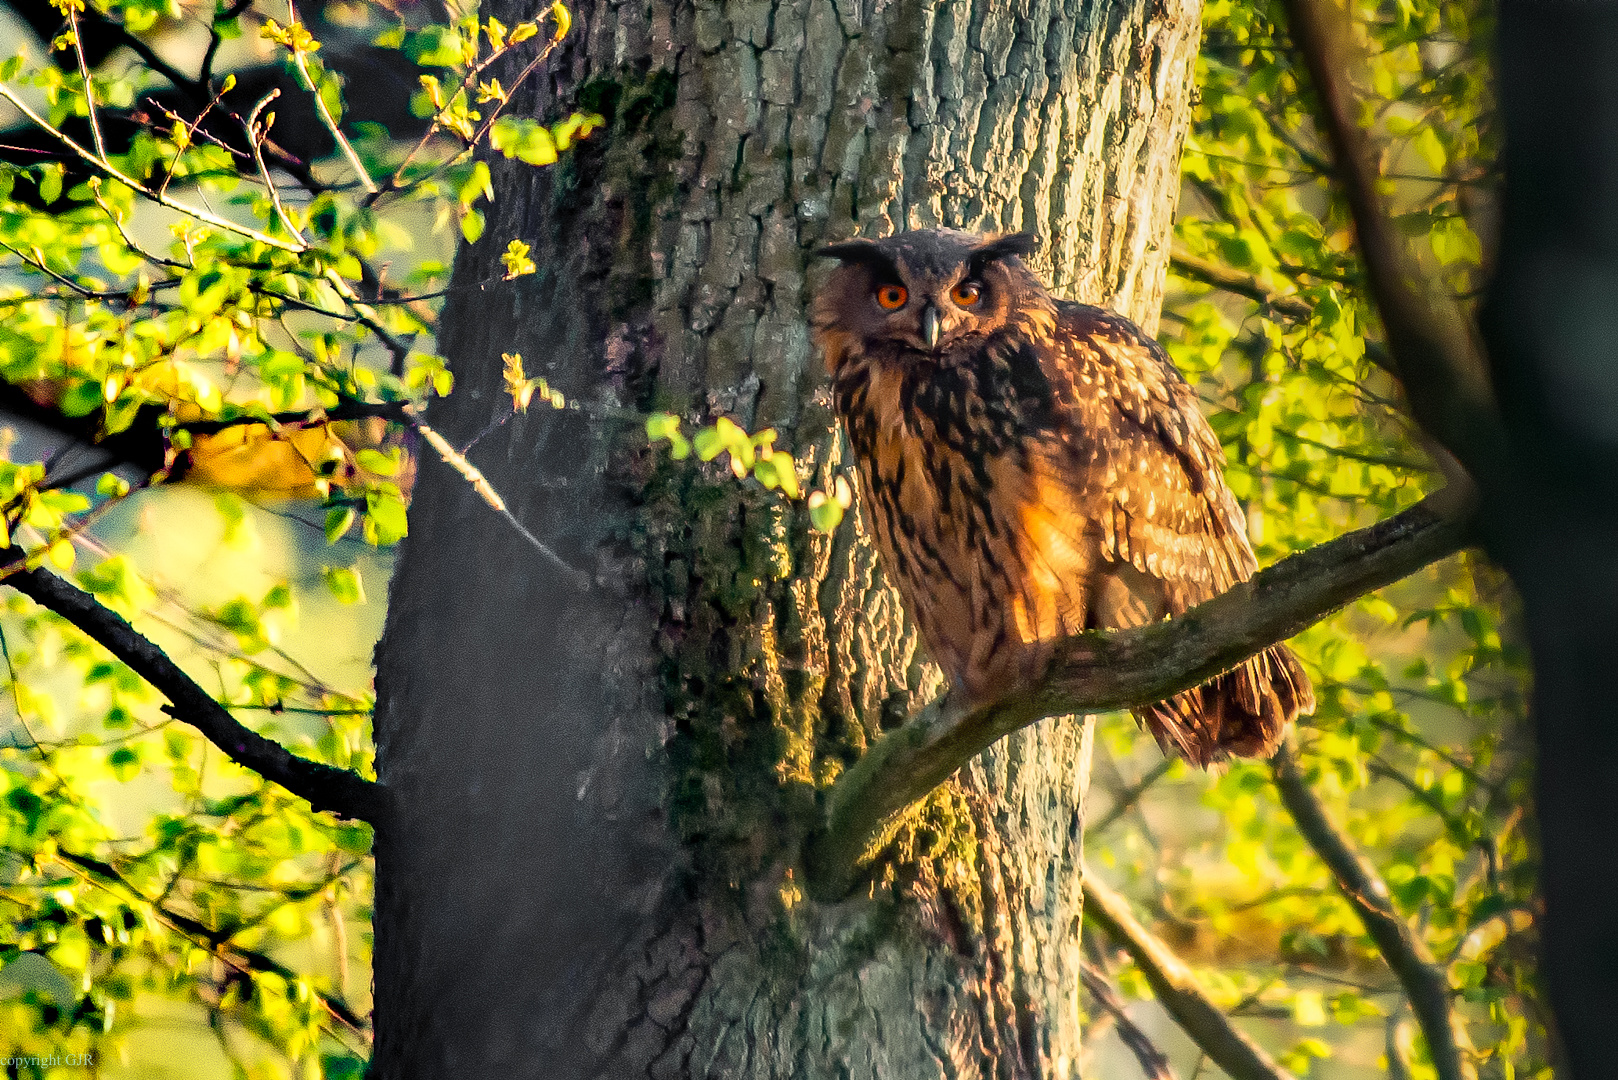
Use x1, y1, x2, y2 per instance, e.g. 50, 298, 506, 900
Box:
814, 239, 896, 275
971, 232, 1040, 268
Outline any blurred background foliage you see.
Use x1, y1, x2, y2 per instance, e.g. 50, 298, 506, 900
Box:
0, 0, 1539, 1072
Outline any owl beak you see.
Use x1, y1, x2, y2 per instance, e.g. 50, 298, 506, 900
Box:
921, 304, 941, 350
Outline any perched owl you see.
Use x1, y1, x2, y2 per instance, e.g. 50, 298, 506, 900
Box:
811, 228, 1313, 765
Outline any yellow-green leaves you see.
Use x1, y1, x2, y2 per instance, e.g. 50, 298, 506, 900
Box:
321, 565, 366, 605
645, 412, 690, 459
547, 1, 572, 40
647, 414, 813, 508
806, 476, 852, 533
501, 353, 563, 412
259, 17, 320, 54
490, 114, 603, 167
500, 239, 536, 280
489, 117, 556, 166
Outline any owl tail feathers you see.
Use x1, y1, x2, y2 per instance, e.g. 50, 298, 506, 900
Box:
1137, 644, 1315, 768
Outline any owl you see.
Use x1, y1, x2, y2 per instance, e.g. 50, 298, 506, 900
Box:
811, 228, 1313, 765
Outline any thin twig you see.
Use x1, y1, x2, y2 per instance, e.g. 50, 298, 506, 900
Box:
1271, 738, 1474, 1080
1081, 962, 1180, 1080
244, 90, 306, 244
367, 27, 562, 208
1090, 758, 1175, 833
54, 846, 369, 1036
413, 421, 590, 589
284, 0, 378, 195
0, 84, 305, 253
158, 81, 232, 198
199, 0, 256, 90
65, 4, 107, 161
1170, 246, 1315, 321
90, 179, 190, 269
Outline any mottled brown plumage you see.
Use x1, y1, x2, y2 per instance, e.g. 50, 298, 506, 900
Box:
811, 228, 1313, 765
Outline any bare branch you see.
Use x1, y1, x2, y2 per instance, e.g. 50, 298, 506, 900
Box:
1280, 0, 1502, 475
1271, 739, 1475, 1080
1083, 875, 1296, 1080
2, 558, 385, 822
1090, 758, 1175, 833
199, 0, 256, 91
413, 421, 590, 589
244, 90, 307, 245
1081, 961, 1180, 1080
805, 490, 1473, 898
64, 4, 107, 161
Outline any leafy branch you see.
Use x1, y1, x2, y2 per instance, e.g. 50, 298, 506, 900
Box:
2, 556, 385, 822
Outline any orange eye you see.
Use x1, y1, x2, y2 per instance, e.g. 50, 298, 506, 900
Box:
875, 284, 908, 310
951, 282, 983, 306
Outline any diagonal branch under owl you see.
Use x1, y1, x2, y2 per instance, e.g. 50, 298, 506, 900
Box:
804, 486, 1472, 899
804, 228, 1474, 898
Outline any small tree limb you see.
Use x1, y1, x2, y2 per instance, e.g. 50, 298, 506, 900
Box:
1083, 875, 1296, 1080
1270, 739, 1475, 1080
1170, 246, 1315, 321
1081, 960, 1180, 1080
805, 490, 1472, 898
3, 558, 386, 822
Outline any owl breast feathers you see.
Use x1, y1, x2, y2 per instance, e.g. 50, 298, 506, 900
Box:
811, 228, 1313, 765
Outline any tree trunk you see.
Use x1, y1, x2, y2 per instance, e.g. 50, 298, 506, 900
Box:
1483, 2, 1618, 1069
370, 0, 1200, 1075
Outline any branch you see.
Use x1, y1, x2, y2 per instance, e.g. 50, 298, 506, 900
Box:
55, 846, 368, 1033
1270, 739, 1475, 1080
283, 0, 378, 195
1090, 758, 1175, 833
1170, 246, 1314, 321
805, 490, 1473, 898
1169, 246, 1398, 375
1081, 961, 1180, 1080
0, 378, 410, 481
0, 83, 304, 253
3, 558, 386, 822
1280, 0, 1502, 475
1083, 875, 1296, 1080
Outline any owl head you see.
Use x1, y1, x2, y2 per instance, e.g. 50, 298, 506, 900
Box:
810, 229, 1053, 372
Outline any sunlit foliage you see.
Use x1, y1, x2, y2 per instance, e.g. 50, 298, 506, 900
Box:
0, 0, 1542, 1074
0, 0, 589, 1070
1080, 0, 1542, 1075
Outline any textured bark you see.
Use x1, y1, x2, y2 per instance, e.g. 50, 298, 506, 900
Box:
370, 0, 1200, 1075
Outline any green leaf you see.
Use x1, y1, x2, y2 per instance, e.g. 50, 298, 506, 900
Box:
107, 747, 140, 781
37, 162, 63, 205
324, 506, 357, 544
364, 487, 409, 545
321, 565, 366, 605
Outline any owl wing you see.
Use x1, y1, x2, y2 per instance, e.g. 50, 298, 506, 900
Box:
1018, 301, 1312, 764
1033, 301, 1256, 618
